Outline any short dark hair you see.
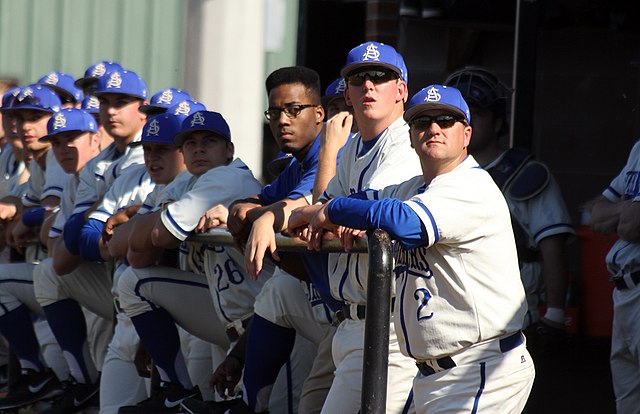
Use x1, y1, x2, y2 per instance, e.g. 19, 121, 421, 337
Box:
265, 66, 322, 103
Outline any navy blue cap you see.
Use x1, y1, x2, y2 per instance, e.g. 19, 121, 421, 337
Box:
93, 70, 148, 100
174, 111, 231, 146
40, 108, 98, 142
404, 85, 471, 124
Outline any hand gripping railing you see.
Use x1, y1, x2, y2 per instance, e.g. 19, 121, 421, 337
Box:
189, 228, 392, 414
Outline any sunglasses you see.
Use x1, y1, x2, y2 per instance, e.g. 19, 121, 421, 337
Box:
410, 114, 466, 130
347, 70, 399, 86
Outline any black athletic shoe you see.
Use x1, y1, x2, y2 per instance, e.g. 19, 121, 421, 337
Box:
118, 381, 202, 413
40, 377, 100, 414
181, 397, 257, 414
0, 369, 64, 410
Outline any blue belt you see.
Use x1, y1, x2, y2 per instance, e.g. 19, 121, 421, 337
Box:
416, 331, 523, 377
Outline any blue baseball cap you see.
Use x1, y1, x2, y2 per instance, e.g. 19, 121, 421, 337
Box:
37, 71, 84, 103
321, 78, 347, 106
174, 111, 231, 146
0, 86, 21, 111
40, 108, 98, 142
139, 88, 194, 115
93, 70, 148, 100
165, 100, 207, 118
404, 85, 471, 124
81, 95, 100, 114
75, 60, 124, 91
10, 85, 61, 113
133, 113, 185, 147
340, 41, 406, 80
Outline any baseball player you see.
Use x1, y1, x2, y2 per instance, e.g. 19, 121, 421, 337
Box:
80, 94, 114, 152
289, 41, 422, 414
0, 107, 100, 411
221, 66, 332, 414
62, 69, 148, 263
444, 67, 575, 337
290, 84, 536, 413
589, 142, 640, 413
33, 110, 173, 413
116, 110, 267, 413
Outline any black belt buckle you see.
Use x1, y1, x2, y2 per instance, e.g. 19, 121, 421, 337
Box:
499, 331, 523, 353
611, 272, 640, 290
416, 357, 456, 377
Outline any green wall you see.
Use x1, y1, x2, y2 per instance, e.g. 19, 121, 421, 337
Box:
0, 0, 184, 93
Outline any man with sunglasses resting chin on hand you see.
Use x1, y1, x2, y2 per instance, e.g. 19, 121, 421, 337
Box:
290, 84, 535, 414
289, 41, 422, 413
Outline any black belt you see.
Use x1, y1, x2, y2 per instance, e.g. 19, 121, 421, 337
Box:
226, 317, 251, 342
611, 272, 640, 290
334, 298, 396, 324
416, 331, 523, 377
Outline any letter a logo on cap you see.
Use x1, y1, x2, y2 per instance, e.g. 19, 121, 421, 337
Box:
425, 86, 441, 102
92, 63, 106, 77
190, 112, 206, 127
147, 119, 160, 136
106, 72, 122, 89
362, 43, 380, 61
174, 101, 191, 116
157, 90, 173, 104
53, 113, 66, 130
45, 72, 59, 85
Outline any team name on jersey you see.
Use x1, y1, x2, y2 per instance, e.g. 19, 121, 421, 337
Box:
624, 171, 640, 199
395, 247, 433, 279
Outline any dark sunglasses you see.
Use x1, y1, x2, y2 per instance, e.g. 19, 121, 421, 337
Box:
410, 114, 466, 130
347, 70, 399, 86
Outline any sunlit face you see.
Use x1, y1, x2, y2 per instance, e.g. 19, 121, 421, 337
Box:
344, 67, 406, 123
142, 142, 185, 185
181, 131, 233, 177
267, 83, 323, 160
409, 109, 472, 165
14, 109, 51, 154
98, 93, 146, 144
49, 131, 100, 174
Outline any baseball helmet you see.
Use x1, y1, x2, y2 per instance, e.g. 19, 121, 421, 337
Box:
444, 66, 511, 118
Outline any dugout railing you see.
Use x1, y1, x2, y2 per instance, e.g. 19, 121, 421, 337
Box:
190, 228, 392, 414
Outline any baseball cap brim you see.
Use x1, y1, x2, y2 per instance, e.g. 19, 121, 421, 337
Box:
138, 104, 167, 115
340, 62, 401, 79
74, 77, 99, 90
404, 103, 468, 123
39, 128, 93, 142
173, 128, 228, 146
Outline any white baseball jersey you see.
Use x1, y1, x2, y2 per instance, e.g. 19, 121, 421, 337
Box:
22, 150, 69, 207
73, 135, 144, 215
321, 116, 422, 304
158, 158, 267, 324
369, 156, 526, 360
0, 144, 25, 198
48, 174, 80, 240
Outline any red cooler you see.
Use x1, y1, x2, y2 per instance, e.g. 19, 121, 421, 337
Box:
577, 225, 617, 337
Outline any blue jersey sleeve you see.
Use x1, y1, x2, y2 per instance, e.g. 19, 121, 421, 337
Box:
327, 197, 428, 250
79, 218, 105, 262
63, 212, 86, 255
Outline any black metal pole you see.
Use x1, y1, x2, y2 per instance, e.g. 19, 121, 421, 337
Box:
510, 0, 538, 150
361, 229, 393, 414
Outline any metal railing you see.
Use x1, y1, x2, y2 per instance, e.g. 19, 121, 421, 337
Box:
190, 228, 392, 414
